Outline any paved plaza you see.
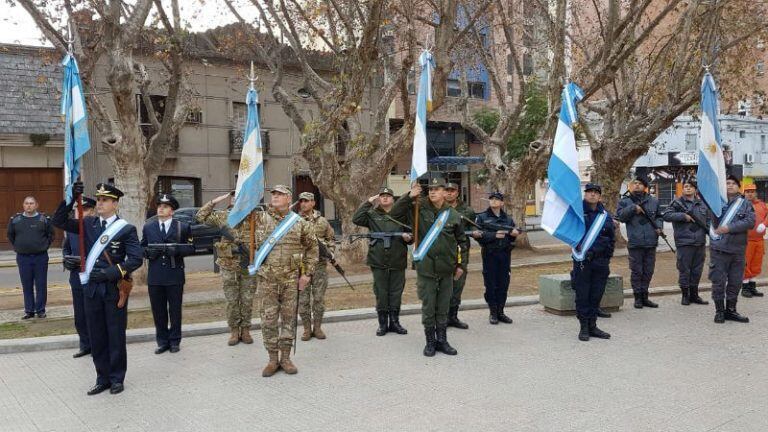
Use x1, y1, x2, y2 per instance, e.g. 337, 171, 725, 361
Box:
1, 295, 767, 431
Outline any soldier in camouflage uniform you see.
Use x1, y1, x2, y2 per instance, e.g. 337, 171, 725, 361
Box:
254, 185, 318, 377
444, 182, 474, 330
195, 192, 258, 346
297, 192, 335, 341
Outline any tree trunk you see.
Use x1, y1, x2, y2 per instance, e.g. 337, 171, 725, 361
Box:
112, 154, 153, 284
592, 145, 640, 249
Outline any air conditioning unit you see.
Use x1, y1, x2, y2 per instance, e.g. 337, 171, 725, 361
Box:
745, 153, 755, 164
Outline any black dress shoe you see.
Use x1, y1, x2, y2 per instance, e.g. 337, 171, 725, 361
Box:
596, 308, 612, 318
87, 383, 111, 396
110, 383, 124, 394
170, 345, 180, 353
154, 346, 170, 355
21, 313, 34, 320
72, 349, 91, 358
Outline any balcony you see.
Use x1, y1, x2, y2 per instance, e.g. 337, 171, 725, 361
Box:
230, 129, 270, 159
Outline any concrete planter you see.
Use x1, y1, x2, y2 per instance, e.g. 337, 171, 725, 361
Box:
539, 273, 624, 315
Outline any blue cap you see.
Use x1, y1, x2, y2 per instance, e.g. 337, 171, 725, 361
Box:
584, 183, 602, 194
489, 192, 504, 200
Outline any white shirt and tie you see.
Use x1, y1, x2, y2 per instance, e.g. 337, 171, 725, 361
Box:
100, 215, 118, 231
158, 219, 171, 236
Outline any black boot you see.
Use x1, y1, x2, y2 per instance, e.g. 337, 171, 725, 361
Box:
446, 306, 469, 329
388, 310, 408, 335
588, 317, 611, 339
690, 285, 709, 305
423, 327, 436, 357
681, 286, 690, 306
489, 304, 499, 325
578, 317, 590, 341
641, 292, 659, 308
497, 305, 513, 324
376, 311, 388, 336
750, 281, 764, 297
724, 299, 749, 323
633, 292, 643, 309
435, 325, 458, 355
742, 282, 754, 298
714, 299, 725, 324
596, 308, 612, 318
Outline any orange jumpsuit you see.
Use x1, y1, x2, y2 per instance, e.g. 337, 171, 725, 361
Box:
744, 198, 768, 281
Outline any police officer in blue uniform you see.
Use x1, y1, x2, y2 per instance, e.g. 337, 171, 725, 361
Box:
62, 196, 97, 358
141, 194, 195, 354
54, 181, 142, 396
571, 184, 615, 342
471, 192, 519, 324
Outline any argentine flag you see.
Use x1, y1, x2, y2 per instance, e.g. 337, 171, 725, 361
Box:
228, 87, 265, 227
696, 73, 727, 217
411, 50, 434, 182
541, 82, 586, 247
60, 53, 91, 202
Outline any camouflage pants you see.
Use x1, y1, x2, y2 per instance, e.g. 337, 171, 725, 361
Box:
221, 267, 258, 329
259, 275, 299, 351
299, 264, 327, 323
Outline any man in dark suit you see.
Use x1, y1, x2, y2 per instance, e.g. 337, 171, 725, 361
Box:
62, 196, 97, 359
53, 182, 143, 396
141, 194, 195, 354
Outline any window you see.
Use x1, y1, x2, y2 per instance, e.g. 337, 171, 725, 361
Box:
232, 101, 263, 129
468, 81, 486, 99
523, 24, 534, 47
685, 133, 697, 152
446, 79, 461, 97
507, 54, 514, 75
522, 54, 533, 76
137, 95, 167, 125
758, 60, 765, 77
407, 70, 416, 95
186, 109, 203, 124
154, 177, 201, 209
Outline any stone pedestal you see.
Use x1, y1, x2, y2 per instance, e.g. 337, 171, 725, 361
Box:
539, 273, 624, 315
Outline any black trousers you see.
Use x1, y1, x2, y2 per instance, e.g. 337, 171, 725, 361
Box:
571, 260, 610, 319
69, 273, 90, 351
628, 247, 656, 293
148, 284, 184, 347
482, 248, 512, 306
676, 245, 706, 289
84, 284, 127, 386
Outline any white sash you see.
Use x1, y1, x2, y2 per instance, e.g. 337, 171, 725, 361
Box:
248, 211, 302, 275
572, 210, 609, 262
710, 197, 744, 241
413, 210, 450, 262
79, 219, 128, 284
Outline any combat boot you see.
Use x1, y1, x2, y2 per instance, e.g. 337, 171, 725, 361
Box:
240, 327, 254, 344
376, 311, 389, 336
641, 292, 659, 308
489, 304, 499, 325
447, 306, 469, 329
750, 281, 764, 297
725, 300, 749, 323
388, 310, 408, 335
596, 308, 612, 318
312, 319, 326, 339
742, 282, 754, 298
578, 317, 590, 342
690, 286, 709, 305
588, 317, 611, 339
227, 327, 240, 346
423, 327, 436, 357
301, 315, 312, 341
633, 292, 643, 309
279, 348, 298, 374
497, 305, 513, 324
714, 299, 725, 324
680, 286, 690, 305
262, 351, 280, 377
435, 325, 457, 355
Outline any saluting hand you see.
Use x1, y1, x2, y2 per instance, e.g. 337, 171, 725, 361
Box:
212, 192, 233, 205
368, 195, 379, 204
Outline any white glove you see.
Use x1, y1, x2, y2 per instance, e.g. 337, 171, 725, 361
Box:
757, 223, 766, 234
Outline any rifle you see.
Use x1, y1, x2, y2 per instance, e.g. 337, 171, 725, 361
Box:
624, 192, 676, 253
461, 215, 523, 234
669, 200, 710, 234
218, 225, 250, 268
146, 243, 191, 267
348, 232, 410, 248
317, 239, 356, 291
293, 263, 303, 354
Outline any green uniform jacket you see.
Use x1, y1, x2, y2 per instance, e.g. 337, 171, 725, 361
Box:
453, 201, 475, 249
352, 201, 411, 270
391, 195, 469, 277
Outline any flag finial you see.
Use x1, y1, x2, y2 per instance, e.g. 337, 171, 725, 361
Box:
248, 61, 257, 90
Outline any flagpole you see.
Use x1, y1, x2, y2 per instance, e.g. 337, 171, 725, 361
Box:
413, 183, 420, 248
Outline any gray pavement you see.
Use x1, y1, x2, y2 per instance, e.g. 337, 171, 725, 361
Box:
2, 295, 768, 432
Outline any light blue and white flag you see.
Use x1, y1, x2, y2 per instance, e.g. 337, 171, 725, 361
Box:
541, 82, 586, 248
61, 53, 91, 202
410, 50, 434, 183
696, 73, 727, 217
228, 87, 265, 227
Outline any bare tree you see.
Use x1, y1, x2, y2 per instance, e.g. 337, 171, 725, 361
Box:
15, 0, 192, 229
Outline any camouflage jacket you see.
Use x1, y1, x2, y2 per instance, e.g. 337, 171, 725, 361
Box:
195, 201, 251, 271
253, 208, 319, 281
301, 210, 335, 265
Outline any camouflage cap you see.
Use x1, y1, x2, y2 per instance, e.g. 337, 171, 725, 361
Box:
378, 187, 394, 196
298, 191, 315, 201
427, 177, 446, 189
271, 184, 292, 195
445, 182, 459, 190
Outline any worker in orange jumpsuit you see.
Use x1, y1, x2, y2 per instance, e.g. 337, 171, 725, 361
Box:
742, 183, 767, 298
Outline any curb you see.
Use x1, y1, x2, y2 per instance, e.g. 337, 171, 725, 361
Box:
2, 279, 765, 355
